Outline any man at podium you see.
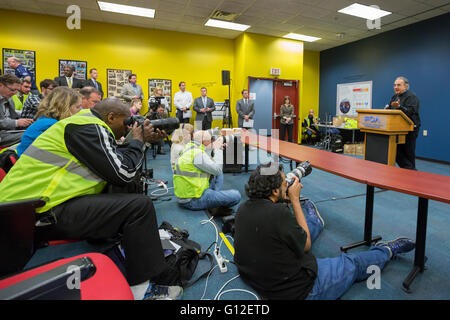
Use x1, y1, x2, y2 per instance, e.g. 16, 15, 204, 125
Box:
386, 77, 421, 170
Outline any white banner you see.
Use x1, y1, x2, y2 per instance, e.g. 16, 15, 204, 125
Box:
336, 81, 372, 116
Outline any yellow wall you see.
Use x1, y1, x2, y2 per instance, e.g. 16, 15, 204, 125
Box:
0, 9, 320, 133
301, 50, 320, 123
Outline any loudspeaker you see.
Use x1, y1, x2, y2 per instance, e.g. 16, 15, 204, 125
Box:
222, 70, 230, 85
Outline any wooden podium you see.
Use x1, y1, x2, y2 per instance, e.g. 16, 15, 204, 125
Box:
356, 109, 414, 166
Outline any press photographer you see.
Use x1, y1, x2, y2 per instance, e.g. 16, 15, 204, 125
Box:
0, 97, 184, 300
234, 162, 415, 300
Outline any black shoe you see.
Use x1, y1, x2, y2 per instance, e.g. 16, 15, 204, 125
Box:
208, 207, 233, 217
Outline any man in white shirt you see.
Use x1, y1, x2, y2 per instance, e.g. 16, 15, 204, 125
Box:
174, 81, 193, 124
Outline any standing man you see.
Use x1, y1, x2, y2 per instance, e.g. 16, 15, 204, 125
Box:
85, 68, 104, 99
193, 87, 215, 130
236, 89, 255, 128
121, 73, 144, 106
386, 76, 420, 170
10, 79, 32, 113
54, 65, 84, 89
6, 57, 39, 95
174, 81, 193, 124
0, 74, 33, 147
21, 79, 58, 119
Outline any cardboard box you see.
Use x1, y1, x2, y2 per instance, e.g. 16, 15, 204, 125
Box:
344, 144, 355, 155
333, 116, 344, 127
355, 143, 365, 156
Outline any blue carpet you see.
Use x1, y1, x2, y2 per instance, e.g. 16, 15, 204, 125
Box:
26, 144, 450, 300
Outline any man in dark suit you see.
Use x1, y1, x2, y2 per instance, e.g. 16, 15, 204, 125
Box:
193, 87, 215, 130
85, 68, 103, 99
236, 89, 255, 128
54, 65, 84, 89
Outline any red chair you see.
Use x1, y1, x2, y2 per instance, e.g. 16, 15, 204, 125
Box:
0, 198, 133, 300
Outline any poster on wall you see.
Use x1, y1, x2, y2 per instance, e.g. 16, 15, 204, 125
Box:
148, 79, 172, 112
2, 48, 36, 79
107, 68, 132, 99
59, 59, 87, 80
336, 81, 372, 117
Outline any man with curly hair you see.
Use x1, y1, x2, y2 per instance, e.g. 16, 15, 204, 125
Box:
234, 162, 416, 300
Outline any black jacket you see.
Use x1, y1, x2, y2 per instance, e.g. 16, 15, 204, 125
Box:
387, 90, 421, 128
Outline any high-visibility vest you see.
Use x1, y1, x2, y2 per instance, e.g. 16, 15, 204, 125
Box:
0, 109, 113, 213
304, 116, 319, 131
11, 93, 29, 111
173, 142, 210, 199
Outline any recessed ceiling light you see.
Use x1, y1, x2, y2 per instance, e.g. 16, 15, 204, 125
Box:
283, 33, 321, 42
97, 1, 155, 18
338, 3, 391, 20
205, 19, 250, 31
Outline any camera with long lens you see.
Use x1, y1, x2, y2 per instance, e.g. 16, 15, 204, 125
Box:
285, 161, 312, 187
123, 115, 180, 134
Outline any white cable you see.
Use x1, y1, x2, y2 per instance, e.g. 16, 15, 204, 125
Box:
217, 289, 260, 300
213, 274, 240, 300
200, 264, 219, 300
218, 235, 234, 253
200, 216, 219, 250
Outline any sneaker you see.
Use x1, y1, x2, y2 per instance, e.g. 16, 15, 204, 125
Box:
375, 237, 415, 259
302, 200, 325, 228
143, 283, 183, 300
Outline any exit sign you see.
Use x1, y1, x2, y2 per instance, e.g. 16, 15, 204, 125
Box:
270, 68, 281, 76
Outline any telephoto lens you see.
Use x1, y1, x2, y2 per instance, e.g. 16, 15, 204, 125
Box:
149, 117, 180, 134
123, 115, 146, 127
285, 161, 312, 187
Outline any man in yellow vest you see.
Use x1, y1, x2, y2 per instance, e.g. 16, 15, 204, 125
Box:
173, 130, 241, 215
0, 98, 181, 300
303, 109, 321, 144
10, 78, 32, 113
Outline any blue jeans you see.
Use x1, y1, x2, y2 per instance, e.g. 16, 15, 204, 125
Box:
304, 213, 391, 300
179, 174, 241, 211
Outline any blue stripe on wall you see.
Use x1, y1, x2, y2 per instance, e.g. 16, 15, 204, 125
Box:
319, 13, 450, 162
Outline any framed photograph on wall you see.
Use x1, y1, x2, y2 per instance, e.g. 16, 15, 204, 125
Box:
59, 59, 87, 80
2, 48, 36, 79
107, 68, 132, 99
148, 78, 172, 112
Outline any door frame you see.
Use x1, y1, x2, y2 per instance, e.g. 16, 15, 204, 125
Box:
247, 76, 300, 142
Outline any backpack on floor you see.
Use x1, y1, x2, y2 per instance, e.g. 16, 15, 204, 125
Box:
0, 149, 18, 182
152, 221, 214, 288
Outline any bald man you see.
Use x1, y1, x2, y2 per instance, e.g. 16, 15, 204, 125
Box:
7, 56, 38, 94
0, 98, 182, 300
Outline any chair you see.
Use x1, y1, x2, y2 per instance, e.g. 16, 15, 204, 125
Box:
0, 198, 133, 300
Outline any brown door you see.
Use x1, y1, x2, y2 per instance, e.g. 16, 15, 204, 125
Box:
273, 80, 299, 143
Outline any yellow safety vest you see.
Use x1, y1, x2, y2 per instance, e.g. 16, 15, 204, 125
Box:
173, 142, 210, 199
0, 109, 113, 213
11, 94, 29, 111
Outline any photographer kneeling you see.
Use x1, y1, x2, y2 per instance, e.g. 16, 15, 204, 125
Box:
0, 98, 182, 300
173, 130, 241, 216
234, 162, 416, 300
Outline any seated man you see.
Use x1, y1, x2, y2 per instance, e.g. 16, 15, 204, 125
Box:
21, 79, 58, 119
0, 98, 181, 300
0, 74, 34, 147
10, 78, 32, 113
234, 162, 415, 300
173, 130, 241, 215
303, 109, 321, 144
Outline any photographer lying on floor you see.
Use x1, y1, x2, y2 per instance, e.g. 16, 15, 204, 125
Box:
0, 97, 182, 300
234, 162, 415, 300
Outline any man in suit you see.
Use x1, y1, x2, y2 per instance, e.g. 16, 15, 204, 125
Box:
121, 73, 144, 106
193, 87, 216, 130
54, 65, 84, 89
236, 89, 255, 128
0, 74, 33, 147
85, 68, 104, 99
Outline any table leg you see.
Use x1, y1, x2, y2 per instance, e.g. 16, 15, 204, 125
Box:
340, 185, 382, 252
245, 143, 249, 172
402, 197, 428, 293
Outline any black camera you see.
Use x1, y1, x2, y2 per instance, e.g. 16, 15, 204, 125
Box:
285, 161, 312, 187
123, 115, 180, 134
149, 96, 165, 112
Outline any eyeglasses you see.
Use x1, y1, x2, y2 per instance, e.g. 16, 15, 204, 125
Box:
4, 85, 19, 93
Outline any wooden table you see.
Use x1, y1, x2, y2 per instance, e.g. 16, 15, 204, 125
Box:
240, 131, 450, 293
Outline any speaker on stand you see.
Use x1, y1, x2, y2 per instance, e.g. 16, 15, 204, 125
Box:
221, 70, 232, 128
